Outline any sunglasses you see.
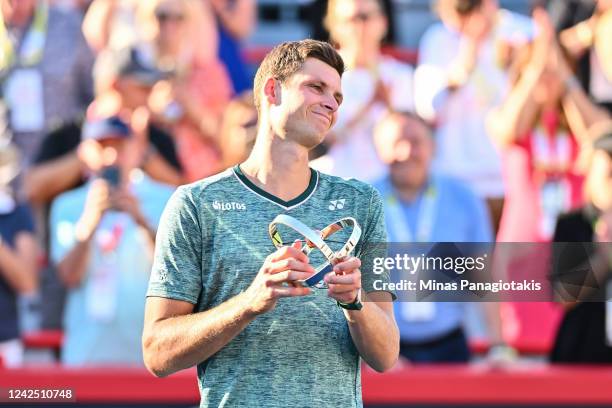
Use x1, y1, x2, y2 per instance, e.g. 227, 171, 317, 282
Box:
155, 10, 185, 23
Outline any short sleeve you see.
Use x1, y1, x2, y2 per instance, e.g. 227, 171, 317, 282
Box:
359, 187, 396, 300
14, 204, 36, 234
147, 186, 203, 304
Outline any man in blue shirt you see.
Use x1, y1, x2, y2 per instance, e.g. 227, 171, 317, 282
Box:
373, 111, 499, 362
50, 116, 174, 365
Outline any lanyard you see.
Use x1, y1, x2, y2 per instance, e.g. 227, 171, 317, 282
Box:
384, 181, 438, 243
532, 113, 572, 175
0, 1, 48, 71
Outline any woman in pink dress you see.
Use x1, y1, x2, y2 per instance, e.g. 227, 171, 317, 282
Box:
487, 8, 609, 352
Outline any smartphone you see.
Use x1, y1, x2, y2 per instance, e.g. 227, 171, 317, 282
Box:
99, 165, 121, 188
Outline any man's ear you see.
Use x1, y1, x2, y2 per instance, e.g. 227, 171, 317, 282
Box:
263, 77, 281, 106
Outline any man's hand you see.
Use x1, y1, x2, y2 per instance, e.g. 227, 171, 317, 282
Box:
243, 241, 315, 316
595, 209, 612, 268
371, 79, 391, 110
324, 256, 362, 304
111, 188, 147, 227
75, 179, 112, 241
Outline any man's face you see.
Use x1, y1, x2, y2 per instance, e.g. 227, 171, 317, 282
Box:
269, 58, 343, 149
330, 0, 387, 50
154, 0, 187, 54
375, 115, 433, 190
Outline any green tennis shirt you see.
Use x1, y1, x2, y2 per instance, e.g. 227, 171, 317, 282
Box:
147, 165, 393, 408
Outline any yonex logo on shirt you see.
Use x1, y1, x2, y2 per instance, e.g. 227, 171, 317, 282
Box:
328, 199, 346, 210
212, 201, 246, 211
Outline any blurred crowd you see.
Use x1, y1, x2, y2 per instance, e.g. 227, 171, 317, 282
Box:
0, 0, 611, 368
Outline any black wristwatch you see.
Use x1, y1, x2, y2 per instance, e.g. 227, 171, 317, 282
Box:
337, 290, 363, 311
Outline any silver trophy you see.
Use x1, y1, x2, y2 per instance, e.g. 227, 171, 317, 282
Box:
268, 214, 361, 288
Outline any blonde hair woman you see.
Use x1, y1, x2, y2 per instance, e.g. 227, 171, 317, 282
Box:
137, 0, 232, 181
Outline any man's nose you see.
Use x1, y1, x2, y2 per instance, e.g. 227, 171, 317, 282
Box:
322, 94, 339, 113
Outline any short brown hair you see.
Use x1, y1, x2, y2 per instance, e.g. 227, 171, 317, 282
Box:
253, 39, 345, 112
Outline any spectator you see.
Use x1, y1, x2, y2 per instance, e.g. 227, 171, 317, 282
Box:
0, 0, 94, 173
372, 111, 506, 363
218, 91, 257, 169
306, 0, 397, 44
487, 8, 608, 353
556, 0, 612, 113
210, 0, 256, 94
414, 0, 533, 232
550, 123, 612, 363
488, 8, 608, 243
24, 46, 183, 210
0, 143, 39, 367
310, 0, 414, 182
50, 116, 174, 366
139, 0, 232, 182
23, 46, 183, 331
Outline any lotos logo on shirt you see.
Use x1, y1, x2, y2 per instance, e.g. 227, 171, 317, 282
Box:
212, 201, 247, 211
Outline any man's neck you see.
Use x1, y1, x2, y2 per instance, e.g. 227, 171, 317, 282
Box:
391, 177, 428, 204
393, 186, 422, 203
240, 133, 312, 202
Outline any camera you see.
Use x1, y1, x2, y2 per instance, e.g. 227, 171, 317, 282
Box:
99, 165, 121, 188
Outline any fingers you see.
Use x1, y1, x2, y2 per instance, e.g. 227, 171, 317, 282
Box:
88, 180, 112, 207
332, 257, 361, 274
266, 270, 315, 285
325, 257, 362, 302
267, 244, 309, 264
325, 270, 361, 286
270, 286, 311, 298
264, 258, 315, 275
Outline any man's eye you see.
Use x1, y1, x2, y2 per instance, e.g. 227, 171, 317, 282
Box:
310, 84, 323, 91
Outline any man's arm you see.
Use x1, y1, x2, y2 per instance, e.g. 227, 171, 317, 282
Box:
142, 295, 256, 378
345, 291, 398, 372
56, 180, 110, 288
0, 232, 39, 294
324, 258, 399, 372
142, 244, 315, 377
23, 152, 83, 205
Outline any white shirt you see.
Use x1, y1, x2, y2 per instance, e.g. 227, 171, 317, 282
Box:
414, 10, 533, 198
312, 56, 414, 182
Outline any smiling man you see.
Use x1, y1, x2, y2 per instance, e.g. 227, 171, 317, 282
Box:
142, 40, 398, 407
